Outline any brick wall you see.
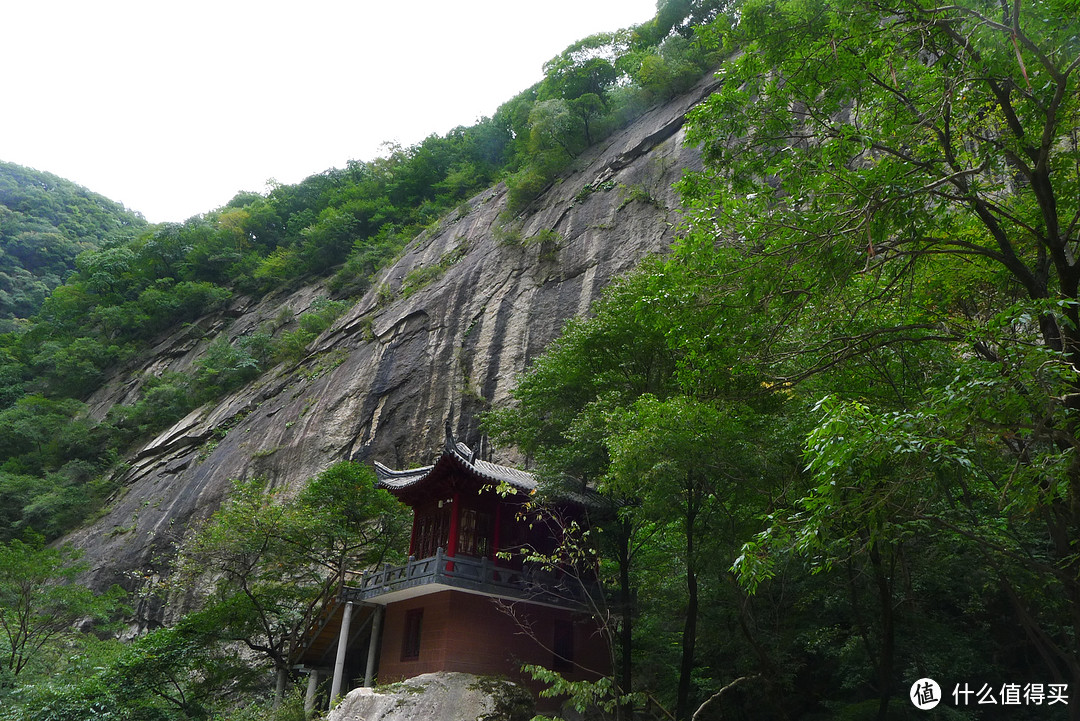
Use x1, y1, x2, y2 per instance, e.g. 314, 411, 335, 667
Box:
376, 589, 610, 691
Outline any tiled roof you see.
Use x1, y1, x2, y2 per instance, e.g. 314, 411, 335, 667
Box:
371, 462, 434, 489
373, 438, 537, 494
470, 457, 537, 491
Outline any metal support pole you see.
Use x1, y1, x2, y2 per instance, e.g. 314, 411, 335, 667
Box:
329, 601, 353, 707
363, 605, 385, 687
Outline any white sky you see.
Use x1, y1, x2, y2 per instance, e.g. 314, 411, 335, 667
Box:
1, 1, 658, 224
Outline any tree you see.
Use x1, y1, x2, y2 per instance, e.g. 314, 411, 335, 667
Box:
177, 477, 324, 691
0, 538, 125, 680
541, 33, 625, 104
291, 460, 411, 580
486, 270, 672, 713
683, 0, 1080, 360
569, 93, 606, 147
101, 622, 256, 720
176, 463, 409, 701
0, 620, 260, 721
603, 395, 766, 720
528, 99, 581, 158
486, 266, 799, 719
678, 0, 1080, 713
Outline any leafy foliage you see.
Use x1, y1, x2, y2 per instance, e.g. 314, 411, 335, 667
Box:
0, 162, 146, 329
0, 538, 125, 681
488, 1, 1080, 718
678, 0, 1080, 711
3, 463, 406, 719
1, 621, 270, 721
175, 463, 409, 679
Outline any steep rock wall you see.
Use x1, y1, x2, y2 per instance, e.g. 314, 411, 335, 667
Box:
66, 74, 721, 610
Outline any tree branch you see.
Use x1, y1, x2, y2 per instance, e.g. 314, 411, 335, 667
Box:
691, 675, 760, 721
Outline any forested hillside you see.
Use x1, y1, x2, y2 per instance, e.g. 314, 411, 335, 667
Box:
1, 0, 1078, 719
0, 2, 727, 719
0, 5, 720, 550
0, 162, 145, 329
488, 0, 1080, 718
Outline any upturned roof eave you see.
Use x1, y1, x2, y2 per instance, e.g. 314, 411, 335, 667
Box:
373, 442, 537, 498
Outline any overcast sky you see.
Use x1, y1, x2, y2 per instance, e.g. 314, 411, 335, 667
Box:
1, 1, 657, 223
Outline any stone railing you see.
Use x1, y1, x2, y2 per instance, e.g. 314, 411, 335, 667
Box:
341, 548, 595, 609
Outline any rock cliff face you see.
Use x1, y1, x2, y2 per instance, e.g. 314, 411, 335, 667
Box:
66, 74, 721, 610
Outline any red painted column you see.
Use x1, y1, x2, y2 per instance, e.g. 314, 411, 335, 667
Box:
492, 502, 502, 564
408, 509, 418, 557
446, 493, 461, 570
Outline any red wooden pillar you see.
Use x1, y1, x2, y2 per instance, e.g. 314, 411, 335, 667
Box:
446, 492, 461, 570
492, 502, 502, 564
408, 508, 418, 557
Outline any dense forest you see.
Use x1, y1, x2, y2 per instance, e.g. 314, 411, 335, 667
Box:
0, 162, 146, 330
1, 0, 1078, 719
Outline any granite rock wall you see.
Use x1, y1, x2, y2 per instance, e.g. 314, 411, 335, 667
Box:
65, 73, 722, 618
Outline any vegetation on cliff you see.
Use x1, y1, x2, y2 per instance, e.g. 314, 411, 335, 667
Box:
0, 2, 720, 551
3, 0, 1076, 717
489, 0, 1080, 717
0, 2, 724, 719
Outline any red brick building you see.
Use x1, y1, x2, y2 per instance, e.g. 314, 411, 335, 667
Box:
291, 432, 610, 711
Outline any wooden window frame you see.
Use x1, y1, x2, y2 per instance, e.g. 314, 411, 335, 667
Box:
401, 608, 423, 661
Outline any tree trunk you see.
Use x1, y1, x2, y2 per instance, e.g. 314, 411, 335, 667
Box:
274, 665, 287, 708
617, 519, 634, 721
869, 543, 895, 721
676, 507, 699, 721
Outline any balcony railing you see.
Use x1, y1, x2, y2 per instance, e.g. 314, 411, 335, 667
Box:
341, 548, 595, 609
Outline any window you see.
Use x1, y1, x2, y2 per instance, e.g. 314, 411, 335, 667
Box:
414, 504, 450, 558
401, 608, 423, 661
458, 508, 492, 557
553, 619, 574, 672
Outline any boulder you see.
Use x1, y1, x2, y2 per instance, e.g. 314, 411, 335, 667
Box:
328, 672, 533, 721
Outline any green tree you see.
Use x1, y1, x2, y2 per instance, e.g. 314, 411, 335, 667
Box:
1, 622, 258, 721
486, 264, 800, 719
176, 463, 408, 701
102, 623, 254, 720
528, 99, 581, 158
192, 334, 262, 400
678, 0, 1080, 712
603, 394, 774, 719
0, 538, 125, 680
541, 34, 624, 103
569, 93, 606, 147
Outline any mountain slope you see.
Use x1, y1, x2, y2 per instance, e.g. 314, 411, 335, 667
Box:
0, 162, 146, 327
64, 73, 722, 617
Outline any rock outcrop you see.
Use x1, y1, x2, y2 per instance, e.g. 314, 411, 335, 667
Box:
65, 73, 721, 612
327, 673, 533, 721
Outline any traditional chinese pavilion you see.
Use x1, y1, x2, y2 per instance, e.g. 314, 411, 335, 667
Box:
290, 430, 609, 711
